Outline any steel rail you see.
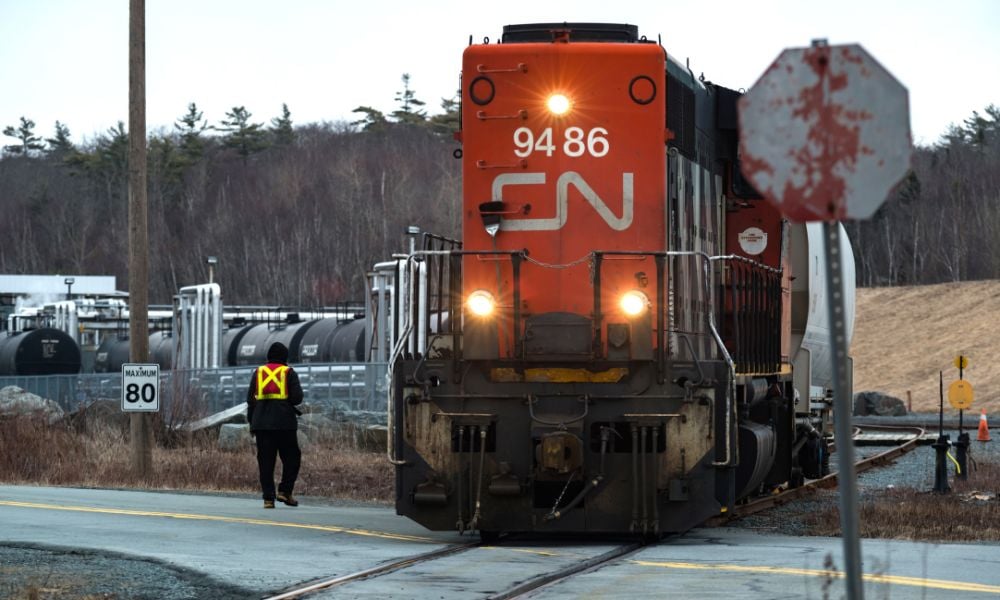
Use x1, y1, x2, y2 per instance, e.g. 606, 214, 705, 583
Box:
487, 542, 646, 600
706, 424, 925, 525
263, 541, 480, 600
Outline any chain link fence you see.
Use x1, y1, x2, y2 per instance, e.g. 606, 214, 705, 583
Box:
0, 362, 388, 421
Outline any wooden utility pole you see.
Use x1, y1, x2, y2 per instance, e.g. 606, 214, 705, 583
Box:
129, 0, 152, 478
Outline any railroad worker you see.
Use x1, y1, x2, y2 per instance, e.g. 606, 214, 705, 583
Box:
246, 342, 304, 508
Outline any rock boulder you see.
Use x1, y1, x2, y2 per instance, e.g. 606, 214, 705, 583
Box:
0, 386, 65, 424
853, 390, 907, 416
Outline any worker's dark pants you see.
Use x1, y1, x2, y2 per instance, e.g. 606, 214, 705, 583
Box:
255, 430, 301, 500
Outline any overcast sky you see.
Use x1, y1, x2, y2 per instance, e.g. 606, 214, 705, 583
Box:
1, 0, 997, 147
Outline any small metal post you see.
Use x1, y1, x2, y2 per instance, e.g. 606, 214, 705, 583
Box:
955, 360, 969, 479
823, 222, 864, 600
206, 256, 217, 284
933, 371, 951, 493
955, 431, 970, 480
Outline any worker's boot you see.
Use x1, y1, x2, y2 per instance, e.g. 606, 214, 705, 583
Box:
276, 492, 298, 507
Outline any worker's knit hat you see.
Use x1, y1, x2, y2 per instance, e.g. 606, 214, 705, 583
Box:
267, 342, 289, 364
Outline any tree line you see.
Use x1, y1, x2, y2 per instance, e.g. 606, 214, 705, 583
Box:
1, 84, 998, 305
0, 74, 461, 306
851, 105, 1000, 285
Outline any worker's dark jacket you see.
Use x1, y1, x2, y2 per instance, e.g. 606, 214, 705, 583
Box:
246, 362, 303, 431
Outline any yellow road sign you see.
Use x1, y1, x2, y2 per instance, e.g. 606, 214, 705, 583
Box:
948, 379, 974, 410
954, 355, 969, 370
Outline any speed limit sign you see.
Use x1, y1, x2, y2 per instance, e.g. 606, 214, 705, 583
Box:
122, 363, 160, 412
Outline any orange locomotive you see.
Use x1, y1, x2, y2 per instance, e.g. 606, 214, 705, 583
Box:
388, 23, 844, 537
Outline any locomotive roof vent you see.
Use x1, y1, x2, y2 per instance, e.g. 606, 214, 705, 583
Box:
502, 22, 640, 44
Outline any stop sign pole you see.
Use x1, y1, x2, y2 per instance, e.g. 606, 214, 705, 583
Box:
739, 40, 911, 600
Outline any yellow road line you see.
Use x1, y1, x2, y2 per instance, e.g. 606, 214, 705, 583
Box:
0, 500, 436, 543
631, 560, 1000, 595
481, 546, 567, 557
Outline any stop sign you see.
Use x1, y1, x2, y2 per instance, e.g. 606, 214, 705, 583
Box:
738, 42, 912, 222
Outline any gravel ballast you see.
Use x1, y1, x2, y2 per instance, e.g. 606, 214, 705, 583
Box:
734, 416, 1000, 536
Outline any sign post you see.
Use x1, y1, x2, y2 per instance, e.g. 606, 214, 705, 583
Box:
950, 356, 972, 479
739, 39, 911, 600
128, 0, 152, 478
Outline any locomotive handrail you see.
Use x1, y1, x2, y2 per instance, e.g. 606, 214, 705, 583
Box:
388, 247, 776, 469
710, 253, 783, 274
386, 249, 524, 466
386, 317, 412, 466
712, 254, 783, 373
592, 250, 738, 467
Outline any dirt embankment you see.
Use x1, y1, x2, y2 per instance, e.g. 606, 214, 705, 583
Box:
852, 281, 1000, 414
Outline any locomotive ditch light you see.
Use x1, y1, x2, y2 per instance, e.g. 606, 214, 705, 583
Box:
467, 290, 496, 318
479, 201, 505, 237
619, 290, 649, 317
546, 93, 572, 115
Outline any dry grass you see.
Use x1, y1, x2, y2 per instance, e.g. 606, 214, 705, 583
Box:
804, 462, 1000, 541
853, 281, 1000, 413
0, 416, 393, 504
5, 412, 997, 543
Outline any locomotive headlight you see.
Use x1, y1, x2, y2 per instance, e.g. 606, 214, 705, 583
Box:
619, 290, 649, 317
467, 290, 496, 317
546, 94, 572, 115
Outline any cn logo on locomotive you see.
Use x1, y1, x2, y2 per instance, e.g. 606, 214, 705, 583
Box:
491, 171, 634, 232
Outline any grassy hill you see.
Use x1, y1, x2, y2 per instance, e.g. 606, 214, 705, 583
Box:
852, 281, 1000, 414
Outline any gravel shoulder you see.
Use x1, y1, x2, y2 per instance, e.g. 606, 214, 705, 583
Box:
0, 543, 252, 600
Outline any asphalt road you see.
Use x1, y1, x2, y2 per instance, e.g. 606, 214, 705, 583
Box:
1, 485, 998, 599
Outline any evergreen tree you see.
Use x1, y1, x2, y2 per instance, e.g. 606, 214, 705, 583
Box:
429, 90, 461, 136
175, 102, 209, 162
2, 116, 45, 157
941, 123, 967, 147
391, 73, 427, 125
150, 135, 185, 186
270, 103, 295, 145
942, 104, 1000, 148
351, 106, 388, 132
45, 121, 76, 158
96, 121, 129, 178
217, 106, 268, 164
962, 104, 1000, 147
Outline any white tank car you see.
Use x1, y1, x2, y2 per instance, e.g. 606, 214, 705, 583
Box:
789, 222, 856, 410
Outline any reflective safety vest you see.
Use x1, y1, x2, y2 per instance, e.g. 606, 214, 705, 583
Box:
256, 363, 290, 400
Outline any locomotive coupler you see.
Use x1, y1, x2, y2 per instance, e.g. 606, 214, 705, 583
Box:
543, 426, 611, 522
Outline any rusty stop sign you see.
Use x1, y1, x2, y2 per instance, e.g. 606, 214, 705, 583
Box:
739, 40, 912, 600
738, 42, 911, 222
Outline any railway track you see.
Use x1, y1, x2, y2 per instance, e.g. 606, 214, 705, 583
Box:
267, 424, 923, 599
486, 541, 645, 600
265, 537, 648, 599
263, 541, 481, 599
707, 423, 926, 526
